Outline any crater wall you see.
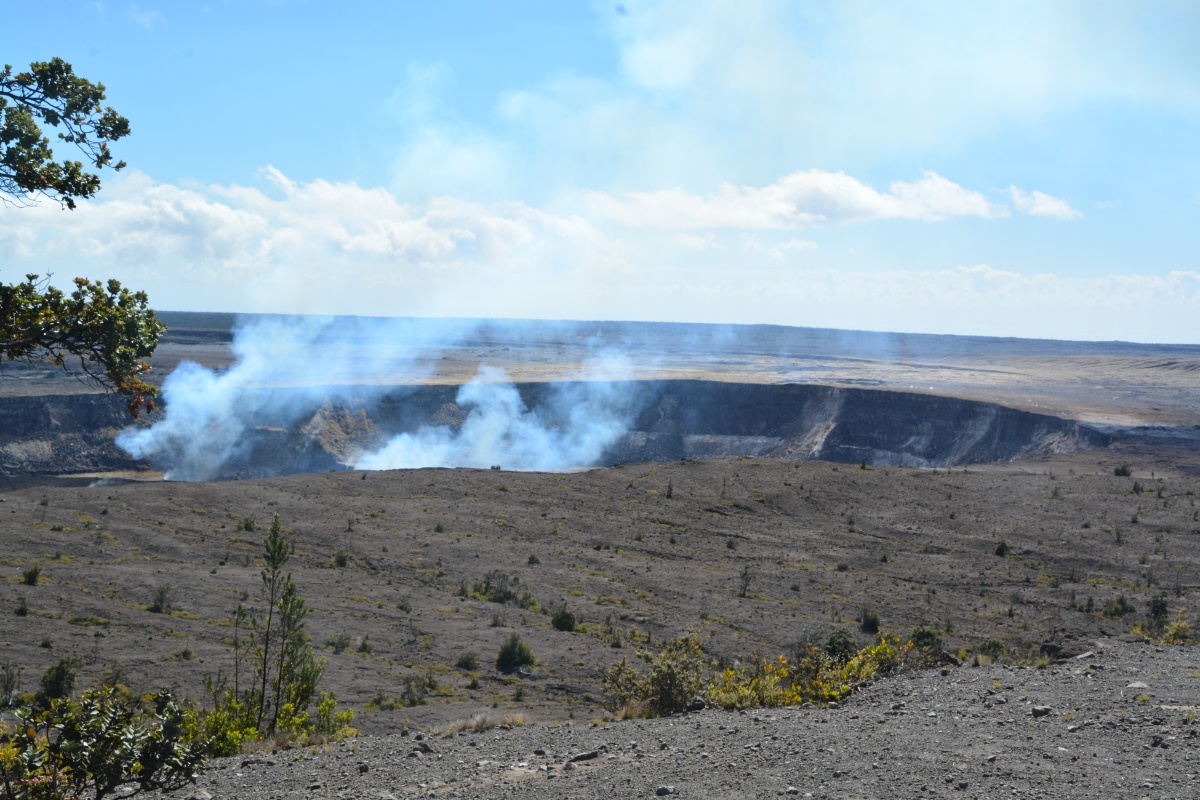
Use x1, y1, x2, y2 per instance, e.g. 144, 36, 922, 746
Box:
0, 381, 1110, 478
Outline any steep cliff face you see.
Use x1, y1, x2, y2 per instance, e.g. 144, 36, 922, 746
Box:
0, 394, 141, 476
602, 382, 1108, 467
0, 381, 1110, 478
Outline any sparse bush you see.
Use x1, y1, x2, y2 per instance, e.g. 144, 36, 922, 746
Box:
551, 606, 578, 632
909, 624, 944, 654
334, 547, 351, 567
14, 597, 28, 617
22, 563, 41, 586
1148, 593, 1170, 630
994, 540, 1010, 558
240, 514, 257, 532
434, 522, 445, 533
527, 553, 540, 565
326, 631, 353, 654
974, 638, 1006, 658
356, 635, 373, 655
738, 563, 756, 597
603, 632, 707, 716
1161, 613, 1193, 645
149, 584, 175, 614
1114, 465, 1132, 477
859, 606, 880, 634
456, 651, 481, 671
835, 562, 849, 572
0, 662, 21, 708
496, 633, 535, 671
1102, 594, 1136, 618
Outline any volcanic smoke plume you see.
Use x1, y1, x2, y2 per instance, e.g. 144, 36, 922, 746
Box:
116, 316, 645, 480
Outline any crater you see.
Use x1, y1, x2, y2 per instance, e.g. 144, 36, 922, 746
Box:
0, 380, 1111, 479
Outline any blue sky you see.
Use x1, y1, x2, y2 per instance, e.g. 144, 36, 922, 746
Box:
3, 0, 1199, 342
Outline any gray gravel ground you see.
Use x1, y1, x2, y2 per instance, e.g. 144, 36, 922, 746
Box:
155, 640, 1199, 800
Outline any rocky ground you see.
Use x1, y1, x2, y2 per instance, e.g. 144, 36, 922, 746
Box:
147, 639, 1198, 799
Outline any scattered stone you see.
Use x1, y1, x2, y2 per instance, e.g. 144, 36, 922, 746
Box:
569, 750, 600, 763
1031, 706, 1052, 718
1126, 681, 1149, 690
655, 786, 676, 796
955, 780, 969, 790
184, 791, 213, 800
307, 782, 323, 790
686, 697, 706, 712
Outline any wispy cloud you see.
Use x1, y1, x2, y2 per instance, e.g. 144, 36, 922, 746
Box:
1008, 187, 1083, 219
127, 2, 165, 30
587, 170, 1007, 229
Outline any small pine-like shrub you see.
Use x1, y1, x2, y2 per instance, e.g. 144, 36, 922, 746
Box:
994, 540, 1010, 558
334, 547, 351, 567
859, 607, 880, 634
22, 563, 41, 586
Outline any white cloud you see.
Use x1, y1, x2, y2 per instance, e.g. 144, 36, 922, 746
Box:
587, 169, 1006, 229
0, 169, 620, 317
3, 170, 1196, 342
1008, 187, 1083, 219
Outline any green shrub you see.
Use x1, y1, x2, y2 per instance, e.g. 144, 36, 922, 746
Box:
455, 651, 481, 671
975, 638, 1006, 657
326, 631, 353, 654
994, 540, 1010, 558
496, 633, 535, 671
22, 563, 41, 586
823, 628, 857, 662
552, 606, 578, 632
1114, 465, 1132, 477
1148, 593, 1169, 629
1103, 594, 1136, 618
149, 584, 175, 614
603, 632, 707, 716
909, 624, 944, 653
0, 687, 204, 799
36, 657, 80, 707
859, 606, 880, 634
334, 547, 351, 567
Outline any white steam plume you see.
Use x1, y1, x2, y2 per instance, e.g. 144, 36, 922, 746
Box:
356, 363, 642, 472
117, 316, 646, 480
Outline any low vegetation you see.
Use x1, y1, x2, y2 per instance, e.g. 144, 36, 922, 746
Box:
603, 630, 913, 717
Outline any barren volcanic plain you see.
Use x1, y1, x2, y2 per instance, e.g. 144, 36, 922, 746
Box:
2, 315, 1199, 798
